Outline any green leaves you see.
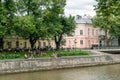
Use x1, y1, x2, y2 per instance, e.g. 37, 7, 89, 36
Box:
93, 0, 120, 46
0, 0, 17, 37
0, 25, 6, 38
0, 0, 68, 49
60, 15, 76, 35
14, 15, 36, 38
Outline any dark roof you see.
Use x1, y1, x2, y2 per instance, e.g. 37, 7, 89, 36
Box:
75, 17, 92, 24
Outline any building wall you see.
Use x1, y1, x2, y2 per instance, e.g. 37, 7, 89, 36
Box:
62, 23, 99, 49
3, 38, 55, 49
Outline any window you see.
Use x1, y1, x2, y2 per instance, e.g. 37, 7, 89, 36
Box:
96, 30, 98, 36
92, 29, 94, 36
38, 41, 41, 49
48, 41, 51, 46
16, 41, 19, 48
69, 40, 71, 47
43, 42, 46, 47
80, 40, 83, 45
7, 42, 12, 48
23, 42, 27, 48
80, 30, 83, 35
88, 28, 90, 36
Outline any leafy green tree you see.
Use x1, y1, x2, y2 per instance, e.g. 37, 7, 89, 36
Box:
93, 0, 120, 46
0, 0, 5, 49
42, 0, 66, 36
43, 0, 67, 50
42, 0, 76, 50
15, 0, 47, 49
0, 0, 17, 49
54, 16, 76, 50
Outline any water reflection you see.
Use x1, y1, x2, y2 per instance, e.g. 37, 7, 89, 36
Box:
0, 64, 120, 80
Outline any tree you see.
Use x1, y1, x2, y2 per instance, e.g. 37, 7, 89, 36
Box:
42, 0, 68, 50
42, 0, 66, 37
54, 16, 76, 50
93, 0, 120, 46
14, 0, 47, 49
0, 0, 17, 49
42, 0, 76, 50
14, 0, 71, 50
0, 0, 5, 49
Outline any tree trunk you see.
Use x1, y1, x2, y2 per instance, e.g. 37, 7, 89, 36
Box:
107, 38, 112, 47
54, 34, 62, 50
104, 30, 107, 46
55, 41, 61, 50
104, 30, 112, 47
0, 38, 4, 49
29, 38, 37, 49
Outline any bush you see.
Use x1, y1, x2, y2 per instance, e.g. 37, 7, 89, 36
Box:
0, 52, 24, 60
55, 50, 91, 57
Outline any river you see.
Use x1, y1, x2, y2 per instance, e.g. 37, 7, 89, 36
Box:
0, 64, 120, 80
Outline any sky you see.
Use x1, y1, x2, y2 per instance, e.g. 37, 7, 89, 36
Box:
65, 0, 97, 17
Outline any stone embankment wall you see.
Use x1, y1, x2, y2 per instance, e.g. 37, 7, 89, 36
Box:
0, 54, 120, 74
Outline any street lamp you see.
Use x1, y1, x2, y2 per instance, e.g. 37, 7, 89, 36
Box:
74, 38, 77, 50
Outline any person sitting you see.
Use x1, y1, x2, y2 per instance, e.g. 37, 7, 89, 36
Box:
24, 54, 28, 59
51, 53, 58, 58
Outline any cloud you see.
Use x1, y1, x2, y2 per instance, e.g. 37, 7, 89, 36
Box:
65, 0, 97, 17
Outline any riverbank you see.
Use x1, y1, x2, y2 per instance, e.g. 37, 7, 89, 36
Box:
0, 50, 120, 74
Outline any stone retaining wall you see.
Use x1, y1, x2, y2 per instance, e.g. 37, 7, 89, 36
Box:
0, 54, 120, 74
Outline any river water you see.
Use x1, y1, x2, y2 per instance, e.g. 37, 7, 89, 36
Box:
0, 64, 120, 80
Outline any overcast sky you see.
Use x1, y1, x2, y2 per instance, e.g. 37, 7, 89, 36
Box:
65, 0, 97, 17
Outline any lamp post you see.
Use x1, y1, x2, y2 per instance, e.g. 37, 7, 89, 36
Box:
74, 38, 77, 51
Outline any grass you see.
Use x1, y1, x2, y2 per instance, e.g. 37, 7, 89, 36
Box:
0, 52, 29, 60
0, 50, 92, 60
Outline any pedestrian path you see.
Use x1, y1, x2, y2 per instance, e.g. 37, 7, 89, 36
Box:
86, 49, 120, 61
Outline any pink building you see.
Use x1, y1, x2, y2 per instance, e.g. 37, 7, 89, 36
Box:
62, 15, 99, 49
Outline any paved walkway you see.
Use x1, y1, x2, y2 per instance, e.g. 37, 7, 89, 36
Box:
85, 49, 120, 61
85, 49, 120, 55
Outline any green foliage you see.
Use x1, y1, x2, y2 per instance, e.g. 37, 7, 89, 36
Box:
35, 50, 91, 58
60, 15, 76, 35
14, 15, 36, 38
60, 39, 66, 46
57, 50, 91, 56
0, 52, 30, 60
43, 0, 66, 37
0, 0, 17, 48
93, 0, 120, 46
0, 52, 20, 59
15, 0, 48, 48
0, 25, 6, 38
54, 15, 76, 50
0, 0, 75, 49
0, 50, 91, 60
94, 0, 120, 35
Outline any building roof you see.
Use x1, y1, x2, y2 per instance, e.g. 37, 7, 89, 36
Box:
75, 15, 92, 24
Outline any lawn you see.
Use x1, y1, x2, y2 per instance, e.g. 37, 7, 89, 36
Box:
0, 50, 92, 60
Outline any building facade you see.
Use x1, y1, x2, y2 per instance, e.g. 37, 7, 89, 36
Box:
2, 15, 101, 50
3, 37, 55, 49
62, 15, 100, 49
